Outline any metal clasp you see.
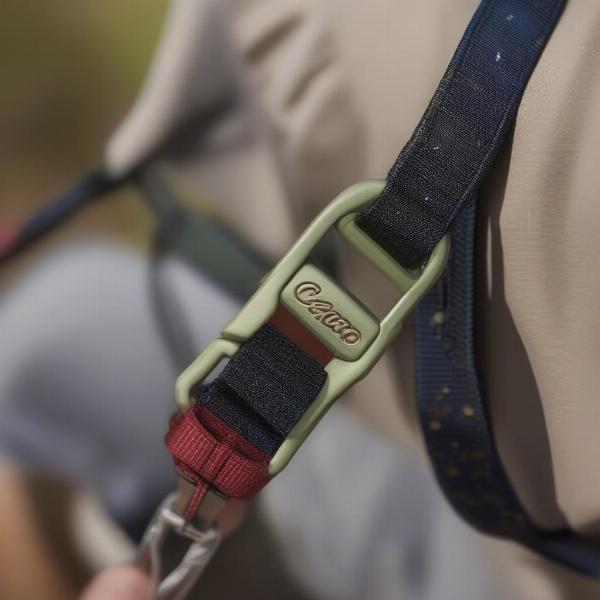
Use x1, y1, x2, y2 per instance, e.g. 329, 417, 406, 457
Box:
174, 179, 449, 476
137, 493, 222, 599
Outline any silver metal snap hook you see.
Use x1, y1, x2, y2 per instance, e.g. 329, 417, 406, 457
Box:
137, 493, 222, 599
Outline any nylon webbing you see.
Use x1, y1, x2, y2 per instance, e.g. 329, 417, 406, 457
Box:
358, 0, 565, 269
0, 169, 123, 264
198, 323, 328, 455
416, 202, 600, 575
357, 0, 600, 576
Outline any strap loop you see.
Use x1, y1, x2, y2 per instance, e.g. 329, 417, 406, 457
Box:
166, 406, 271, 506
358, 0, 566, 269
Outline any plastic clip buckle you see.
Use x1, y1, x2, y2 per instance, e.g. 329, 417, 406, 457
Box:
174, 180, 449, 476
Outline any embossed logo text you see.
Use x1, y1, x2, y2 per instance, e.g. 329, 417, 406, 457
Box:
294, 282, 361, 345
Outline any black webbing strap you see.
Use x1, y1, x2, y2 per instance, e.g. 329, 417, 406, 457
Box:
358, 0, 565, 270
200, 323, 327, 455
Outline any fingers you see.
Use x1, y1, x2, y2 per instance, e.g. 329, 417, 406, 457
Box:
80, 566, 153, 600
78, 501, 246, 600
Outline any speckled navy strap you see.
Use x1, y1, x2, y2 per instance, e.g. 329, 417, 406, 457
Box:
359, 0, 565, 270
371, 0, 600, 576
417, 202, 600, 576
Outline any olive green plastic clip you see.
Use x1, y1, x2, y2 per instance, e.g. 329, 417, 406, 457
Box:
175, 179, 449, 476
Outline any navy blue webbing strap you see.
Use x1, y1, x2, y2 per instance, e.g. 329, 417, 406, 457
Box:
358, 0, 565, 269
0, 169, 124, 264
416, 202, 600, 575
357, 0, 600, 576
357, 0, 600, 577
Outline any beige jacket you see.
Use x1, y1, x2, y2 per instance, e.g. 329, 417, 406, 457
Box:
107, 0, 600, 596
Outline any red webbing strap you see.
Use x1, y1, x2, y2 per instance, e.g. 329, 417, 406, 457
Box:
269, 305, 333, 366
166, 406, 271, 519
166, 305, 330, 519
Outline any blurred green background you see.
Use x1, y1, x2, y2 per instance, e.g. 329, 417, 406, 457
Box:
1, 1, 168, 271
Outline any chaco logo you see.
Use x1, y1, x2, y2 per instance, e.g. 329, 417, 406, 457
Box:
293, 282, 361, 345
